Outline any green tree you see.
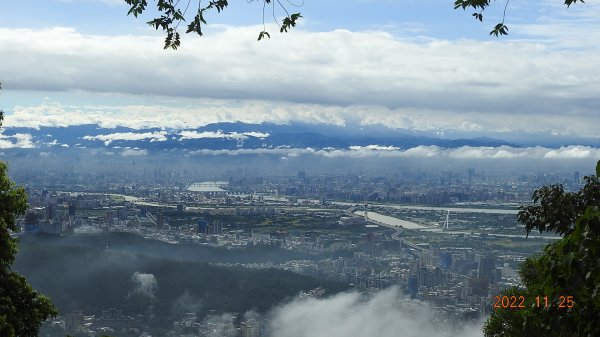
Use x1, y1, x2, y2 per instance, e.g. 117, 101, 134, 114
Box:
484, 160, 600, 337
0, 85, 58, 336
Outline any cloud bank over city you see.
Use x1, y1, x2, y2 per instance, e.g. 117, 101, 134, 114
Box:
188, 145, 600, 160
267, 287, 483, 337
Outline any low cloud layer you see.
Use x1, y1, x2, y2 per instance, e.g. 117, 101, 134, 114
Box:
121, 148, 148, 157
83, 131, 167, 145
267, 287, 483, 337
190, 145, 600, 160
5, 100, 600, 138
179, 130, 270, 141
0, 133, 34, 149
130, 272, 157, 298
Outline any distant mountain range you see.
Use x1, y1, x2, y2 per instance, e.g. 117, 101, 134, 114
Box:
1, 122, 518, 151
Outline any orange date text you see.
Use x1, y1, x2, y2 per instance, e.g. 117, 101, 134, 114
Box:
492, 295, 574, 309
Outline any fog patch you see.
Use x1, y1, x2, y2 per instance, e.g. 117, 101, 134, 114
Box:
121, 148, 148, 157
266, 287, 483, 337
172, 290, 203, 316
130, 272, 157, 298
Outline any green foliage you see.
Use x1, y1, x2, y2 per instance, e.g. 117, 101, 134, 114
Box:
125, 0, 301, 49
454, 0, 492, 11
454, 0, 585, 36
280, 13, 302, 33
0, 105, 58, 336
518, 172, 600, 237
258, 31, 270, 41
484, 160, 600, 337
489, 23, 508, 37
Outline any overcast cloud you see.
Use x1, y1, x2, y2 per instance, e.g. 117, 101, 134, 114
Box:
1, 24, 599, 137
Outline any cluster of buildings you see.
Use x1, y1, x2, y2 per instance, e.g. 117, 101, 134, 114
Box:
45, 308, 264, 337
44, 308, 145, 337
227, 232, 524, 321
20, 171, 558, 337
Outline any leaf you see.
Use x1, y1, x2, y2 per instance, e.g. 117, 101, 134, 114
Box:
258, 31, 271, 41
490, 23, 509, 36
280, 13, 302, 33
565, 0, 586, 8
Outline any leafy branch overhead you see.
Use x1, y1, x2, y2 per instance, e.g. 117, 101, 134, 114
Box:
126, 0, 586, 46
454, 0, 585, 36
125, 0, 302, 49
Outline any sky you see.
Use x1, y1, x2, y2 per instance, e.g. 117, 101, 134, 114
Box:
0, 0, 599, 141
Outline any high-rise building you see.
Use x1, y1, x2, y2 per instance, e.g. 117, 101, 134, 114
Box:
105, 211, 114, 225
407, 275, 418, 299
440, 252, 452, 270
65, 310, 83, 333
45, 204, 54, 221
68, 201, 77, 216
156, 211, 164, 230
241, 319, 260, 337
477, 255, 496, 283
467, 168, 475, 189
197, 219, 208, 234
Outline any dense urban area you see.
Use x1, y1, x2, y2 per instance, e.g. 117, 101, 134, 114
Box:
12, 167, 585, 337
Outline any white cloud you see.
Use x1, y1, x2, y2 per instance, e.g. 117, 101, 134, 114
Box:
130, 272, 157, 298
0, 133, 35, 149
349, 145, 400, 151
189, 147, 313, 157
402, 145, 440, 158
0, 26, 599, 137
121, 149, 148, 157
179, 130, 270, 141
267, 287, 483, 337
188, 145, 600, 160
7, 100, 600, 138
0, 140, 14, 149
83, 131, 167, 145
543, 146, 594, 159
243, 131, 271, 139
